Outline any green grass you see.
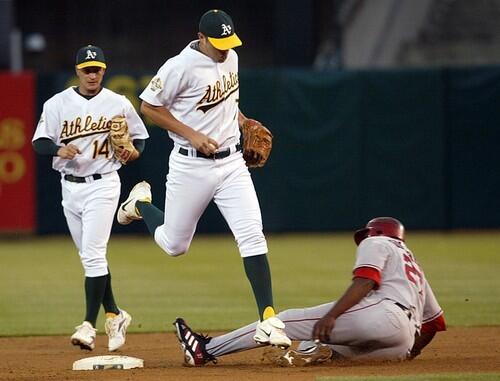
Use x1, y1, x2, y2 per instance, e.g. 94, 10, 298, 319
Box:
317, 373, 500, 381
0, 232, 499, 336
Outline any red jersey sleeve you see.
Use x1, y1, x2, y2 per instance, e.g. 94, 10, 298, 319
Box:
353, 266, 381, 288
421, 313, 446, 333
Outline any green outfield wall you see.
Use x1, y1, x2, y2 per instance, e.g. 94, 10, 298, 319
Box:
34, 67, 500, 234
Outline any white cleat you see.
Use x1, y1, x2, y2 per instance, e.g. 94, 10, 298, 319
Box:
117, 181, 152, 225
71, 321, 96, 351
105, 310, 132, 352
254, 316, 291, 349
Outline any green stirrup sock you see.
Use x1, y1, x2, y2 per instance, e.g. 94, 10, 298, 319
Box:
243, 254, 274, 320
84, 275, 107, 327
136, 201, 164, 237
102, 272, 120, 315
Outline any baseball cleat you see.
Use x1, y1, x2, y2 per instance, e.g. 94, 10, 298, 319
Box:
117, 181, 152, 225
71, 321, 97, 350
254, 316, 291, 349
276, 344, 333, 367
105, 310, 132, 352
173, 317, 217, 366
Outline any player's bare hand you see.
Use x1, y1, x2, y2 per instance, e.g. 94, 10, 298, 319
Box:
57, 144, 81, 159
189, 130, 219, 155
312, 314, 336, 343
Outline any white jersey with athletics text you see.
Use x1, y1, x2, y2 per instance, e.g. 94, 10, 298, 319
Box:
33, 87, 149, 177
140, 41, 241, 149
353, 236, 443, 333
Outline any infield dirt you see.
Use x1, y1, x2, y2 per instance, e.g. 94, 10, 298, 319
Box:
1, 327, 499, 381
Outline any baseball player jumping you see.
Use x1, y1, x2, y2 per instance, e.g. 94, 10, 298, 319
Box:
117, 9, 290, 348
32, 45, 149, 351
173, 217, 446, 366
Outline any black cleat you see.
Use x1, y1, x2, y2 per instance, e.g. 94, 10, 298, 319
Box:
173, 317, 217, 366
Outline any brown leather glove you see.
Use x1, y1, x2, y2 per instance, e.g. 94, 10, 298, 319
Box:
241, 119, 273, 168
108, 116, 137, 164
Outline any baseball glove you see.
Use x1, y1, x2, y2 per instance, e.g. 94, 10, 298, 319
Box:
108, 116, 136, 164
241, 119, 273, 168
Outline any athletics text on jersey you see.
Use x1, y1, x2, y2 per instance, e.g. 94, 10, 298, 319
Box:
33, 87, 148, 177
140, 41, 241, 149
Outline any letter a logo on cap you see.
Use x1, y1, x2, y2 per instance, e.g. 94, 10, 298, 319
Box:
86, 49, 97, 59
221, 24, 232, 36
76, 45, 106, 69
199, 10, 242, 50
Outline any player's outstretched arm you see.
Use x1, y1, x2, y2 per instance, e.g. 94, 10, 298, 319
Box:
313, 277, 376, 343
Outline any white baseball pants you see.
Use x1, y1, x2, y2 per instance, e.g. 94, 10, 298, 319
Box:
154, 149, 267, 257
61, 171, 120, 277
206, 299, 416, 360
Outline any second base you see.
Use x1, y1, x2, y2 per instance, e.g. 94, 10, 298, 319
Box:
72, 355, 144, 370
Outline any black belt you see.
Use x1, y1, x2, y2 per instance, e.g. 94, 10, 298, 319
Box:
178, 143, 241, 159
395, 302, 412, 320
64, 174, 102, 183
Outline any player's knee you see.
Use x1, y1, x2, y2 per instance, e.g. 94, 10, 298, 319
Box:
237, 230, 267, 257
154, 228, 190, 256
155, 236, 190, 256
81, 256, 108, 277
164, 242, 189, 257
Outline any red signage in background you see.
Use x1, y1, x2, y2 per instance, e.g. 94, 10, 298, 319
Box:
0, 72, 36, 232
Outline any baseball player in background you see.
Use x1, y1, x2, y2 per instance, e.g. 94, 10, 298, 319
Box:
117, 9, 290, 348
32, 45, 149, 351
173, 217, 446, 366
